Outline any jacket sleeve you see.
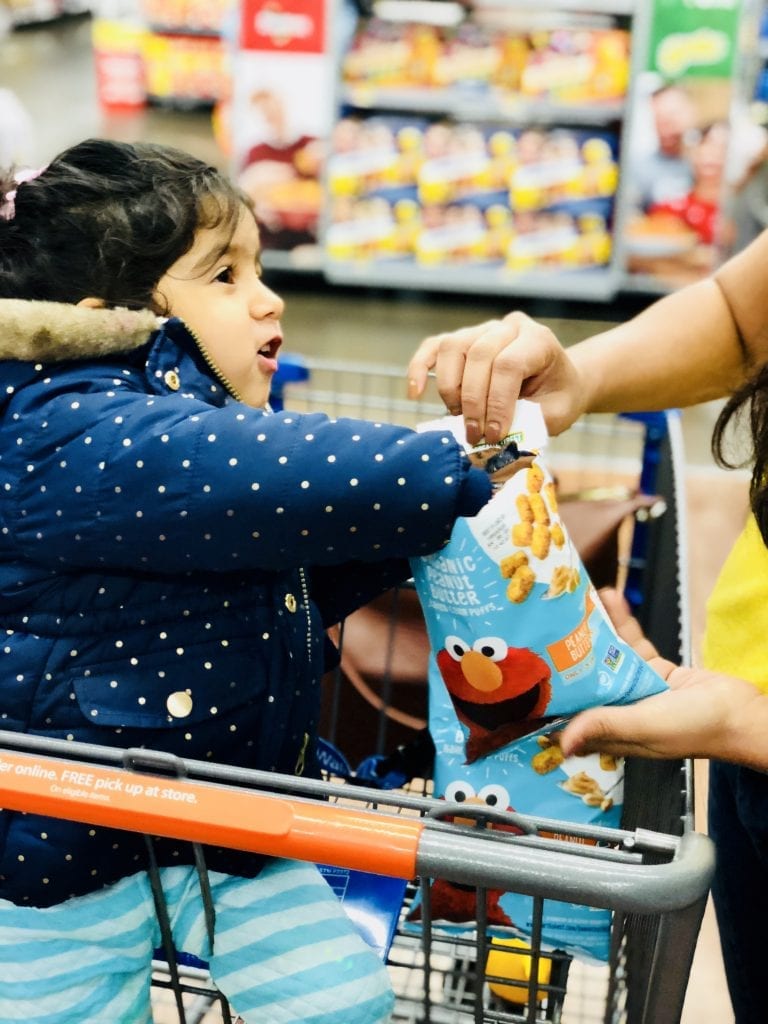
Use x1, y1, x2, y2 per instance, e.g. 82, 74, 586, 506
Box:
309, 557, 411, 628
2, 376, 491, 573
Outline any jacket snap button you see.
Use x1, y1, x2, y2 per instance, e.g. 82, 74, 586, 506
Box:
166, 691, 193, 717
284, 593, 297, 613
164, 370, 181, 391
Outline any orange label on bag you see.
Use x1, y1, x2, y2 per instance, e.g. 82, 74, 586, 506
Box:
546, 592, 596, 670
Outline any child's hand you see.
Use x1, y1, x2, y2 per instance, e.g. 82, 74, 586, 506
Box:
561, 588, 768, 770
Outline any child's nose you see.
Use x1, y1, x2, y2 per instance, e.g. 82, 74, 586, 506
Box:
250, 280, 285, 319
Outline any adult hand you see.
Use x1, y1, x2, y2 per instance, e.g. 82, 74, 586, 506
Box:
560, 589, 768, 770
406, 311, 584, 446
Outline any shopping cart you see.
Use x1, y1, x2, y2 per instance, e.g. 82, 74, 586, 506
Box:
0, 358, 712, 1024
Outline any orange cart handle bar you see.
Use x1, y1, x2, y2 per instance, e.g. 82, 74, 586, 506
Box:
0, 731, 438, 813
0, 739, 423, 879
0, 732, 714, 913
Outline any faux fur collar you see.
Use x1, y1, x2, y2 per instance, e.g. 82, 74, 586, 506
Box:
0, 300, 159, 363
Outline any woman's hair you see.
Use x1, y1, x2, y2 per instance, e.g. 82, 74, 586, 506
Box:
0, 139, 249, 312
712, 366, 768, 545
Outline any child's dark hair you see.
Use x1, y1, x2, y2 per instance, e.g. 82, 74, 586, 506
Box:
712, 365, 768, 545
0, 139, 249, 311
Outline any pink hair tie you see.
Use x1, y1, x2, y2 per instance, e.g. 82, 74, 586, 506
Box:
1, 166, 46, 221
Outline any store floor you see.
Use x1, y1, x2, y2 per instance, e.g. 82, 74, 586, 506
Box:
1, 14, 740, 1022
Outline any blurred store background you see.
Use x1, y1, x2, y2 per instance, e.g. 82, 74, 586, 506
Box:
4, 1, 768, 1021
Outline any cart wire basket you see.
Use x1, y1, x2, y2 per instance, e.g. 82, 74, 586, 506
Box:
0, 357, 712, 1024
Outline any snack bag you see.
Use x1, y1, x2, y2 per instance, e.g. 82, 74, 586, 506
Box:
411, 402, 666, 761
406, 402, 668, 961
413, 682, 621, 961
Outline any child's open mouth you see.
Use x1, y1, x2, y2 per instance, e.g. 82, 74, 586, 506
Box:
257, 336, 281, 372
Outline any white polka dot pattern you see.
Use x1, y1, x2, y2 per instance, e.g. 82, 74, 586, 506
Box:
0, 313, 489, 907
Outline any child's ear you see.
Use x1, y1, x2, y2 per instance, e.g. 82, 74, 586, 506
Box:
76, 297, 106, 309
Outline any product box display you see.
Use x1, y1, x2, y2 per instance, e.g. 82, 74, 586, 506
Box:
342, 17, 630, 105
326, 115, 618, 270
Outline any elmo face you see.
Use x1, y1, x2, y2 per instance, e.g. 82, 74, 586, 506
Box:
436, 635, 552, 762
407, 780, 519, 926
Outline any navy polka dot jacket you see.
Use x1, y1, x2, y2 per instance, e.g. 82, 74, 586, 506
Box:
0, 304, 491, 907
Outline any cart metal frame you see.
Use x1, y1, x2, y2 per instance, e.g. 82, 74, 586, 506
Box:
0, 358, 712, 1024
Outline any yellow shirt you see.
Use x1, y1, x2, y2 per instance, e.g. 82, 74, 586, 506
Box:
703, 512, 768, 692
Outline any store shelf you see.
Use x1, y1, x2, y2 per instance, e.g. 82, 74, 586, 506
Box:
340, 86, 625, 126
325, 260, 619, 301
471, 0, 635, 13
145, 94, 216, 109
144, 21, 221, 35
262, 247, 325, 274
382, 0, 637, 16
5, 0, 90, 26
321, 0, 633, 301
617, 273, 673, 297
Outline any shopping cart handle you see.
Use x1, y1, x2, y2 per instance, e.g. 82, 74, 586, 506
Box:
0, 744, 423, 879
0, 735, 714, 917
122, 747, 188, 777
415, 826, 715, 915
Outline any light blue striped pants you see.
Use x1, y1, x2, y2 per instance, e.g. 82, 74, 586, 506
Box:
0, 858, 395, 1024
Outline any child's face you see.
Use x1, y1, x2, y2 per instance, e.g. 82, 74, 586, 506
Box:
154, 206, 284, 408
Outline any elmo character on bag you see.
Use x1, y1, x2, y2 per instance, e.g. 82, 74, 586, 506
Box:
436, 635, 552, 762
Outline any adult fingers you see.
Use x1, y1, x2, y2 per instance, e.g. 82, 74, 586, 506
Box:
462, 312, 565, 444
407, 333, 444, 402
407, 319, 522, 444
459, 316, 530, 444
559, 694, 681, 760
406, 322, 491, 406
598, 587, 661, 662
407, 312, 563, 446
560, 663, 720, 761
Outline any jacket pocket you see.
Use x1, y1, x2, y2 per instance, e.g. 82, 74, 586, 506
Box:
65, 637, 272, 731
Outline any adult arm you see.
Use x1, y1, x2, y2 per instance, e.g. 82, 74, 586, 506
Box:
408, 229, 768, 445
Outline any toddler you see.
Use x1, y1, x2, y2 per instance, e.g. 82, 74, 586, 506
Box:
0, 138, 492, 1023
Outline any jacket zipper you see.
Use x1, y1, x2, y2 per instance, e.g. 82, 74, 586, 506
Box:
184, 319, 309, 657
294, 567, 313, 777
185, 320, 315, 774
185, 322, 244, 404
298, 566, 312, 663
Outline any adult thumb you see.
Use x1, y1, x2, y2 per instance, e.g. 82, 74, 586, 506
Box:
559, 702, 667, 760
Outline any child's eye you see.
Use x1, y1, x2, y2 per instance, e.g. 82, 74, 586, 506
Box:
214, 266, 234, 284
